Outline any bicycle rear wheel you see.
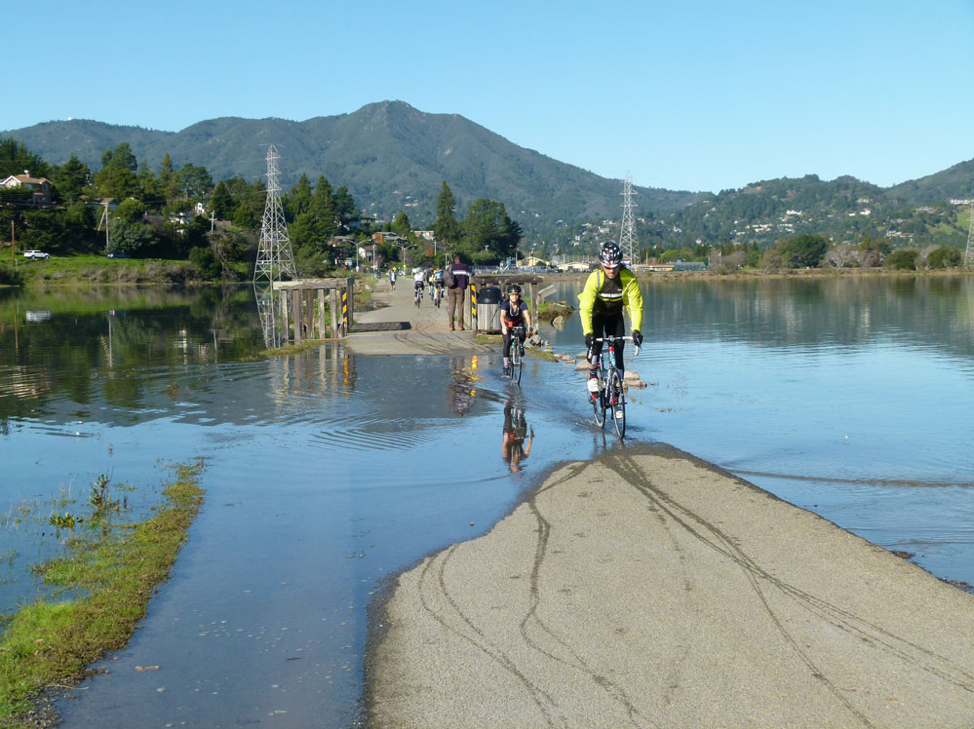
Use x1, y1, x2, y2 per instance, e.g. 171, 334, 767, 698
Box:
609, 369, 626, 438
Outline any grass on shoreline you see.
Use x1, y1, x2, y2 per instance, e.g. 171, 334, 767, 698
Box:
473, 333, 558, 362
0, 461, 206, 727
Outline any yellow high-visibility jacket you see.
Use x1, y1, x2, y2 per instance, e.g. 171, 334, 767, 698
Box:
578, 267, 644, 336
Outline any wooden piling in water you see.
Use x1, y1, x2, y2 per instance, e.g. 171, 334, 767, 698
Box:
273, 278, 355, 343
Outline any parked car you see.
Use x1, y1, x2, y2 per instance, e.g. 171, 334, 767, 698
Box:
23, 250, 50, 259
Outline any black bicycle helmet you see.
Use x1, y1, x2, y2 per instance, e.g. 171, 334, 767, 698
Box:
508, 284, 522, 295
599, 242, 623, 268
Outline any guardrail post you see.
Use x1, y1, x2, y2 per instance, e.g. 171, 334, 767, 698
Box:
470, 283, 478, 331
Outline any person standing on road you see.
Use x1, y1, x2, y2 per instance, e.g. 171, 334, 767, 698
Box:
579, 242, 644, 401
447, 255, 472, 331
389, 268, 397, 291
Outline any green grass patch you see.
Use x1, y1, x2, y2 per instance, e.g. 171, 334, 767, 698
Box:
0, 461, 205, 726
474, 333, 502, 346
472, 333, 558, 362
260, 340, 333, 357
526, 347, 558, 363
0, 254, 210, 287
537, 301, 574, 323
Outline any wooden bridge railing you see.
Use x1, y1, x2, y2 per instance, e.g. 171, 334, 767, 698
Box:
272, 278, 354, 343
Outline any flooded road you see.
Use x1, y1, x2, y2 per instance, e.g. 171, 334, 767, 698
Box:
2, 276, 974, 726
45, 351, 604, 728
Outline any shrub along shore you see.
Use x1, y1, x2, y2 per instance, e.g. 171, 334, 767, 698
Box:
0, 461, 205, 729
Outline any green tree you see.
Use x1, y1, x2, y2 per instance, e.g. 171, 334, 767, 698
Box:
434, 181, 462, 245
461, 198, 521, 261
885, 249, 918, 270
178, 163, 213, 198
114, 198, 147, 223
0, 138, 51, 178
333, 186, 357, 227
286, 174, 313, 218
310, 176, 337, 241
158, 153, 178, 200
111, 143, 138, 172
391, 211, 411, 238
210, 181, 233, 220
94, 143, 139, 199
189, 245, 221, 279
776, 234, 829, 268
927, 246, 962, 269
107, 218, 155, 256
51, 155, 89, 203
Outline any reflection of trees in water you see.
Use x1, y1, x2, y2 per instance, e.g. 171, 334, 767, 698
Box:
0, 286, 265, 426
638, 277, 974, 356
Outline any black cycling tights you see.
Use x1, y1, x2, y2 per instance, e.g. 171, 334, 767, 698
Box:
502, 326, 527, 356
588, 312, 626, 370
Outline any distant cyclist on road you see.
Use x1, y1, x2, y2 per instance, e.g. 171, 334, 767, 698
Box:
433, 267, 445, 290
413, 268, 426, 299
578, 242, 644, 401
500, 284, 532, 375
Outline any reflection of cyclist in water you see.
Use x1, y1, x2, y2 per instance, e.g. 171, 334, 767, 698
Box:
502, 400, 534, 472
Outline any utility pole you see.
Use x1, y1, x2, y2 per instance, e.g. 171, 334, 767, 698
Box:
97, 202, 110, 251
966, 200, 974, 268
254, 144, 296, 284
619, 173, 637, 265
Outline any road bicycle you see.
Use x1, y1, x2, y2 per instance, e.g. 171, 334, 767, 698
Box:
504, 325, 526, 385
434, 285, 443, 309
414, 284, 423, 308
591, 335, 639, 438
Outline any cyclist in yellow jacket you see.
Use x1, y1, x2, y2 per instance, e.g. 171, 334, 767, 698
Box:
578, 242, 644, 401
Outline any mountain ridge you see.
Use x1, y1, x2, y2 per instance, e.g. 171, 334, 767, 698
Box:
1, 101, 706, 237
5, 101, 974, 245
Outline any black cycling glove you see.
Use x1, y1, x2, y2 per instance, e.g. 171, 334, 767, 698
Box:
632, 330, 643, 347
585, 333, 595, 348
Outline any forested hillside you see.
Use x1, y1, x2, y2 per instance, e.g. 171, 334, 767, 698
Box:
1, 102, 705, 237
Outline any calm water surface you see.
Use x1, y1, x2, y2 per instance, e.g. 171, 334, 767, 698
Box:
1, 276, 973, 727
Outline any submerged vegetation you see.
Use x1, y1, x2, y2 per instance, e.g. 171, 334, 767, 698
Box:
0, 462, 205, 727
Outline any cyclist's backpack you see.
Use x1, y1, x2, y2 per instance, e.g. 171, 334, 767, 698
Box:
443, 267, 457, 288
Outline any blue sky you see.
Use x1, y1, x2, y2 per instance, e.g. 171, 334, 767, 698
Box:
5, 0, 973, 193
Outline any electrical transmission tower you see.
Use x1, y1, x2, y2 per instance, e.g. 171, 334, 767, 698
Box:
966, 200, 974, 268
619, 173, 638, 264
254, 144, 296, 284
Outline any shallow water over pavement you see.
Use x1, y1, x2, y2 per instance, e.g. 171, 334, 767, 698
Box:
2, 277, 974, 726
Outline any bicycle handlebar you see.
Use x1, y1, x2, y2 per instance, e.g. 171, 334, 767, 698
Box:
593, 336, 640, 356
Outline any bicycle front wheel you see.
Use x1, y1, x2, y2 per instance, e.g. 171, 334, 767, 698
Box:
513, 343, 523, 385
593, 376, 606, 428
609, 369, 626, 438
